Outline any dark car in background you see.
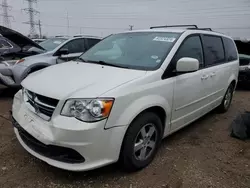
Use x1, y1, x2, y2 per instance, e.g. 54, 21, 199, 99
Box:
234, 38, 250, 84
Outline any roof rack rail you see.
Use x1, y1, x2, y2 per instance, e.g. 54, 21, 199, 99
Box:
55, 35, 69, 38
188, 28, 212, 31
150, 25, 198, 29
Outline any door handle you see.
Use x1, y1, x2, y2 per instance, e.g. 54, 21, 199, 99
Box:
210, 72, 216, 77
201, 75, 209, 80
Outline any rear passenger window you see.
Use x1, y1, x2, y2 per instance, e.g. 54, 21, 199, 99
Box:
173, 36, 203, 68
223, 37, 238, 61
203, 35, 225, 66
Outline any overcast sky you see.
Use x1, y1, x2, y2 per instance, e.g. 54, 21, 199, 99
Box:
4, 0, 250, 38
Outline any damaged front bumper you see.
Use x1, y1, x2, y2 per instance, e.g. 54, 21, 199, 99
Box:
0, 61, 20, 87
12, 90, 127, 171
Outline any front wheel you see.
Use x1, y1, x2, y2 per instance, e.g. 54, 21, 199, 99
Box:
218, 83, 234, 113
120, 112, 163, 172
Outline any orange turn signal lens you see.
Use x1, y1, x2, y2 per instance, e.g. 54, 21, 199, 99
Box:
101, 100, 114, 117
16, 59, 25, 64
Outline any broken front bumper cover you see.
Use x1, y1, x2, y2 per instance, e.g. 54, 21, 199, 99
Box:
0, 62, 18, 87
0, 73, 16, 86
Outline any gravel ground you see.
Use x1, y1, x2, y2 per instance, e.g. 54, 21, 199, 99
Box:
0, 85, 250, 188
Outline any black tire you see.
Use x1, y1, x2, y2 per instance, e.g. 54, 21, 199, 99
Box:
218, 83, 234, 113
120, 112, 163, 172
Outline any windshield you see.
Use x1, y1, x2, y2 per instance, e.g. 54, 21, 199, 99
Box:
39, 38, 67, 51
80, 32, 180, 70
28, 38, 67, 53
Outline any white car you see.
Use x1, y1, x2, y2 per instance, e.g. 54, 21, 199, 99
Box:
12, 25, 239, 172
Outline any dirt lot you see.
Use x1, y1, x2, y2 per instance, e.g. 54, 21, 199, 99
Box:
0, 85, 249, 188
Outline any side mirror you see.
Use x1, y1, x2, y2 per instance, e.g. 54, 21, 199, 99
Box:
57, 48, 69, 56
176, 57, 199, 73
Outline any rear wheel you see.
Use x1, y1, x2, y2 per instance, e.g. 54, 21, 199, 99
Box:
120, 112, 163, 172
218, 83, 234, 113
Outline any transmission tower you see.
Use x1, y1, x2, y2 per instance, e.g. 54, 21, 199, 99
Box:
23, 0, 39, 38
0, 0, 13, 28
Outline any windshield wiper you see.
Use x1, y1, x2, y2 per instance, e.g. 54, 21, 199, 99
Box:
78, 59, 130, 69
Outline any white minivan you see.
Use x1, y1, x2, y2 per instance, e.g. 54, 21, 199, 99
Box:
12, 25, 239, 172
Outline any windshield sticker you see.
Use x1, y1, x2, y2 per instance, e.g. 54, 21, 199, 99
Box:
156, 59, 161, 63
153, 37, 176, 42
151, 55, 159, 59
53, 41, 62, 44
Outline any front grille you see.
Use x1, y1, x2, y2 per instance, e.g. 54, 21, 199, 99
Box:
239, 59, 250, 66
24, 89, 59, 120
13, 117, 85, 164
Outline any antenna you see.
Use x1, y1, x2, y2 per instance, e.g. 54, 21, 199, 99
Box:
23, 0, 40, 38
0, 0, 14, 28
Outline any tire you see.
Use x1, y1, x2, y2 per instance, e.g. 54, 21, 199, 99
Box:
218, 83, 234, 113
120, 112, 163, 172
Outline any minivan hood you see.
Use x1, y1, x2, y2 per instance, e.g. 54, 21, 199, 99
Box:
21, 61, 146, 100
0, 26, 45, 50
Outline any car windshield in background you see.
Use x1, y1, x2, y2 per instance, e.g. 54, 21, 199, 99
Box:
28, 38, 67, 53
80, 32, 180, 70
39, 38, 67, 51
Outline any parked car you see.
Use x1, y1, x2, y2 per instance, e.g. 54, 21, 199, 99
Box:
234, 39, 250, 83
0, 34, 101, 87
12, 25, 239, 172
0, 26, 46, 61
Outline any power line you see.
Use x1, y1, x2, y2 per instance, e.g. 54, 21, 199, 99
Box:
0, 0, 13, 28
23, 0, 40, 38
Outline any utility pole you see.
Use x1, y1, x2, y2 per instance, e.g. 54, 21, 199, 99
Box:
66, 11, 69, 35
23, 0, 40, 38
129, 25, 134, 31
0, 0, 13, 28
38, 19, 42, 38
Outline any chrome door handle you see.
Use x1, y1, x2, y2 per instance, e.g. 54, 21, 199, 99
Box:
210, 72, 216, 77
201, 75, 209, 80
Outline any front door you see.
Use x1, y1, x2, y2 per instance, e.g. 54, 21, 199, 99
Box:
170, 35, 207, 131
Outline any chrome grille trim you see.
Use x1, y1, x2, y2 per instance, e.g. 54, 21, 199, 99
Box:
24, 89, 59, 121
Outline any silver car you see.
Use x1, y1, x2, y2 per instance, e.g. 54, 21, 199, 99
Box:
0, 35, 101, 87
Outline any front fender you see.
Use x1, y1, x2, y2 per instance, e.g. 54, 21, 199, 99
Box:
105, 95, 171, 131
12, 63, 50, 84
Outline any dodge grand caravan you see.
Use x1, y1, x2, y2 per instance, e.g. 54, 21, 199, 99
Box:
12, 25, 239, 172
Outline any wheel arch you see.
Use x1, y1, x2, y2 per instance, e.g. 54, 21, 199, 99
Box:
22, 63, 50, 80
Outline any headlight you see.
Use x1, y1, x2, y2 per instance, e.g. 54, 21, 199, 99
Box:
61, 98, 114, 122
16, 59, 25, 64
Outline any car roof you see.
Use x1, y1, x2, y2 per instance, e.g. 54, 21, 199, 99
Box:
116, 27, 232, 40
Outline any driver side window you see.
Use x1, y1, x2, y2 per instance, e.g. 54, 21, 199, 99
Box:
62, 39, 86, 54
174, 35, 204, 69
